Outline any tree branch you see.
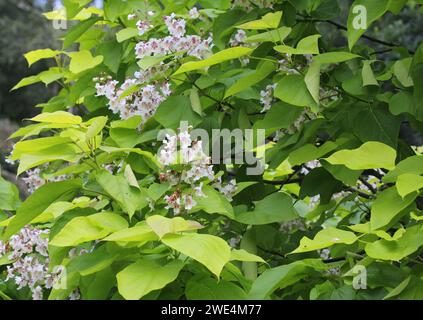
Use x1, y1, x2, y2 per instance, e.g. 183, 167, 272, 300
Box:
297, 16, 415, 55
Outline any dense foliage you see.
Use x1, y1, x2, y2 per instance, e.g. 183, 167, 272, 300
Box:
1, 0, 423, 300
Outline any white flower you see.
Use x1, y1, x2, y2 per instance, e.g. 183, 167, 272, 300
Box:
259, 84, 276, 113
229, 29, 247, 47
136, 20, 153, 36
213, 178, 237, 201
159, 128, 215, 215
301, 160, 321, 175
183, 194, 197, 211
164, 13, 186, 37
194, 182, 205, 197
189, 7, 200, 19
69, 289, 81, 300
95, 75, 171, 123
127, 13, 137, 20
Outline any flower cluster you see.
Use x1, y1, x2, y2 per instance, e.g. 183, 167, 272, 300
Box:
158, 128, 239, 215
134, 34, 213, 61
22, 168, 68, 194
279, 55, 300, 75
164, 13, 186, 37
229, 29, 256, 65
96, 12, 213, 122
136, 20, 153, 36
158, 129, 214, 215
273, 109, 317, 141
188, 7, 200, 19
260, 84, 277, 113
280, 219, 307, 233
213, 178, 237, 201
135, 13, 213, 60
301, 160, 321, 175
229, 29, 247, 47
0, 226, 64, 300
95, 76, 171, 121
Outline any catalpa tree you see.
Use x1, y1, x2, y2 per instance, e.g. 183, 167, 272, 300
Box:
1, 0, 423, 300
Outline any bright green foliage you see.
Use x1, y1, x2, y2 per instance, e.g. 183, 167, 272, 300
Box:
1, 0, 423, 301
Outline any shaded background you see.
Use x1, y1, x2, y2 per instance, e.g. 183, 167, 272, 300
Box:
0, 0, 422, 185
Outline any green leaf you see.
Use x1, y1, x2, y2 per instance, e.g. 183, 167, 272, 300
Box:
38, 68, 64, 85
304, 61, 321, 104
12, 136, 72, 158
24, 49, 62, 67
244, 27, 291, 43
173, 47, 254, 75
193, 185, 234, 218
274, 35, 321, 55
146, 215, 204, 239
137, 53, 180, 70
253, 102, 304, 135
104, 223, 158, 243
248, 259, 326, 299
189, 87, 203, 116
383, 276, 411, 300
291, 227, 358, 254
313, 52, 361, 64
3, 180, 81, 239
352, 105, 400, 148
224, 61, 276, 98
50, 211, 128, 247
362, 60, 378, 86
370, 187, 417, 230
11, 75, 41, 91
63, 16, 100, 49
86, 116, 108, 140
325, 141, 397, 170
161, 233, 231, 277
185, 277, 247, 300
300, 167, 343, 204
117, 259, 184, 300
0, 176, 21, 211
389, 91, 417, 116
96, 41, 122, 74
384, 155, 423, 183
230, 249, 266, 263
347, 0, 390, 50
393, 58, 414, 87
237, 11, 282, 29
235, 192, 298, 225
12, 67, 65, 90
288, 142, 338, 166
63, 0, 91, 19
155, 96, 202, 129
11, 137, 81, 175
103, 0, 131, 22
69, 50, 104, 74
116, 27, 138, 43
304, 52, 360, 103
110, 117, 157, 148
96, 170, 148, 219
365, 225, 423, 261
274, 74, 316, 108
396, 174, 423, 198
29, 111, 82, 125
